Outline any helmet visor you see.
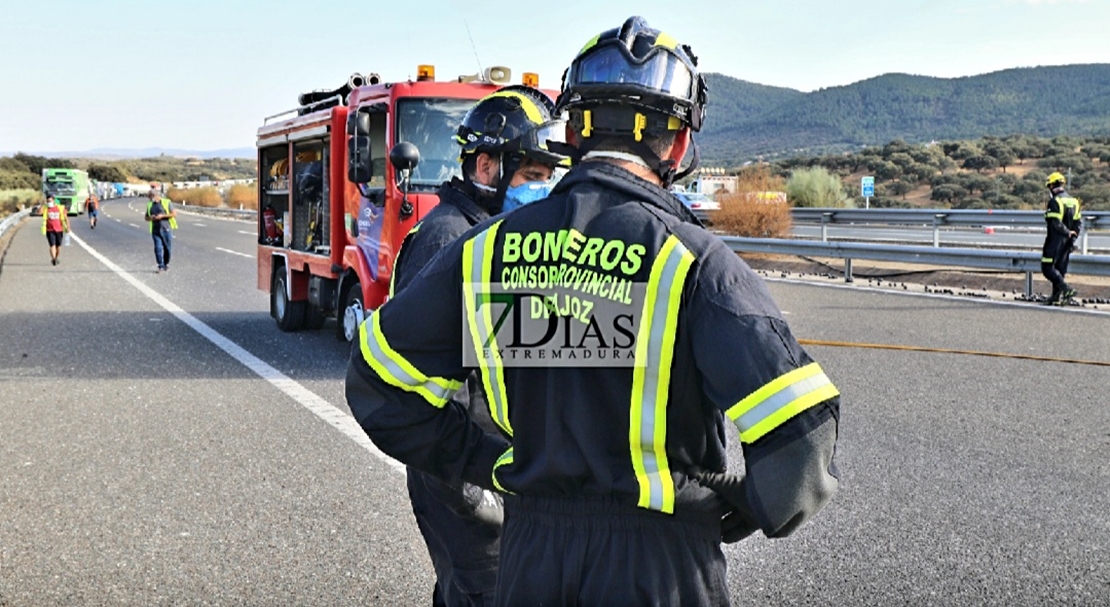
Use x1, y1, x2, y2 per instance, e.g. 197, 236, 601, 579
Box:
509, 120, 570, 166
568, 43, 694, 98
528, 120, 567, 152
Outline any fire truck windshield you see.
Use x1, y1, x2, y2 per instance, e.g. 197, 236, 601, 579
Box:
396, 98, 473, 190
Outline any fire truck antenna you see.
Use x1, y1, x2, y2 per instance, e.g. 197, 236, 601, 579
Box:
463, 19, 483, 74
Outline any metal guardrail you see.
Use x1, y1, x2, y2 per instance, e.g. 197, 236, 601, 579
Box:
175, 204, 256, 220
0, 208, 32, 241
791, 208, 1108, 252
720, 236, 1110, 298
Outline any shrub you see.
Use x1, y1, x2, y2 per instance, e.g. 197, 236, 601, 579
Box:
787, 167, 850, 208
712, 192, 792, 238
226, 184, 258, 210
0, 189, 42, 216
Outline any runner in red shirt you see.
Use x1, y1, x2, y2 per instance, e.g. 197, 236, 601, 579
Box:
40, 194, 70, 266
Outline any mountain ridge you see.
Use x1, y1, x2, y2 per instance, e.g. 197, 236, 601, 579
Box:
699, 63, 1110, 165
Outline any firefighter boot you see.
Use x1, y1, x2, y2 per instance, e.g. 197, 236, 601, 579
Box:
1046, 286, 1061, 306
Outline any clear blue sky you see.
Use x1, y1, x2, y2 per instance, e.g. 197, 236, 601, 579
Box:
3, 0, 1108, 155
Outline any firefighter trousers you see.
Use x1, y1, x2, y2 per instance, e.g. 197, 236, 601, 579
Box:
1041, 234, 1073, 297
407, 469, 500, 607
496, 495, 730, 607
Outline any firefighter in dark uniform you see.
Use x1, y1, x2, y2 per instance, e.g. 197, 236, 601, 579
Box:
389, 85, 568, 607
1042, 171, 1081, 304
346, 16, 841, 607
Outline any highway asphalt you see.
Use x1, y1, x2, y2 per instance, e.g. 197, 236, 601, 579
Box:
1, 198, 1107, 605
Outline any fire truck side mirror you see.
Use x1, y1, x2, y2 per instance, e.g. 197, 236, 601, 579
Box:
348, 136, 373, 183
389, 141, 421, 173
348, 111, 372, 137
390, 142, 421, 220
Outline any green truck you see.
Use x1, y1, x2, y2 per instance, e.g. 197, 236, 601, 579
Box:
42, 168, 91, 215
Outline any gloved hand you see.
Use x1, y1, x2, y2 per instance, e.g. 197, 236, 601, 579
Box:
695, 470, 760, 543
460, 482, 504, 526
422, 475, 504, 527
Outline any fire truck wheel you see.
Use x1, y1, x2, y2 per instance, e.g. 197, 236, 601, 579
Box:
272, 269, 307, 332
305, 303, 327, 331
340, 282, 364, 343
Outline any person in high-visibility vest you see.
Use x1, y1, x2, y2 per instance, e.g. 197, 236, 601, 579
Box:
1042, 172, 1081, 305
144, 185, 178, 273
41, 194, 70, 266
345, 17, 841, 606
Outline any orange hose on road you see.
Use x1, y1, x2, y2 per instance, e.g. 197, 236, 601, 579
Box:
798, 339, 1110, 368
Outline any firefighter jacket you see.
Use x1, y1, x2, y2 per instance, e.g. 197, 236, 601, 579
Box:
389, 177, 500, 437
346, 160, 842, 538
391, 178, 497, 296
1045, 190, 1081, 238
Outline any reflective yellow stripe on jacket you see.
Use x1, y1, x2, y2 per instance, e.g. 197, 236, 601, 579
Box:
462, 220, 513, 437
1046, 196, 1080, 222
727, 362, 839, 444
630, 235, 695, 514
358, 313, 462, 408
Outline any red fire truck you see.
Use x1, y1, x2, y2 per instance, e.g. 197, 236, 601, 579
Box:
256, 65, 541, 341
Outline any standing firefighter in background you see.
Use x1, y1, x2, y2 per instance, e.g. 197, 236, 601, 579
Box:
145, 184, 178, 273
346, 16, 841, 606
1042, 171, 1081, 305
390, 86, 568, 607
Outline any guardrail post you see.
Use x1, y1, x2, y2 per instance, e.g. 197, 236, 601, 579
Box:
844, 258, 853, 283
932, 214, 945, 248
821, 213, 832, 242
1081, 217, 1090, 255
1024, 272, 1034, 298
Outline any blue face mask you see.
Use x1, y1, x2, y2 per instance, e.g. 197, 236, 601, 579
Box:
502, 181, 553, 213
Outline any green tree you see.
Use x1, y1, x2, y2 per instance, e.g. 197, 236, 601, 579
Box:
786, 167, 849, 208
888, 180, 914, 200
930, 183, 967, 204
872, 160, 902, 182
13, 153, 73, 176
983, 140, 1016, 172
888, 152, 915, 169
87, 163, 129, 183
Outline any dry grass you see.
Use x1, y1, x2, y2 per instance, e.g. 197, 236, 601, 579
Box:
226, 184, 258, 210
168, 186, 223, 208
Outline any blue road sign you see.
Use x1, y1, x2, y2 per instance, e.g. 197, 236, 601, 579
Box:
861, 176, 875, 198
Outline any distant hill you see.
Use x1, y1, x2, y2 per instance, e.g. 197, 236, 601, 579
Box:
699, 64, 1110, 166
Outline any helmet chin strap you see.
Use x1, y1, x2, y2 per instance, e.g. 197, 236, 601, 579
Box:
471, 181, 497, 195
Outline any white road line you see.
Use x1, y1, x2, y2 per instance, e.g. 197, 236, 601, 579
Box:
193, 223, 207, 227
69, 232, 404, 475
217, 247, 252, 258
237, 230, 255, 236
128, 223, 141, 229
